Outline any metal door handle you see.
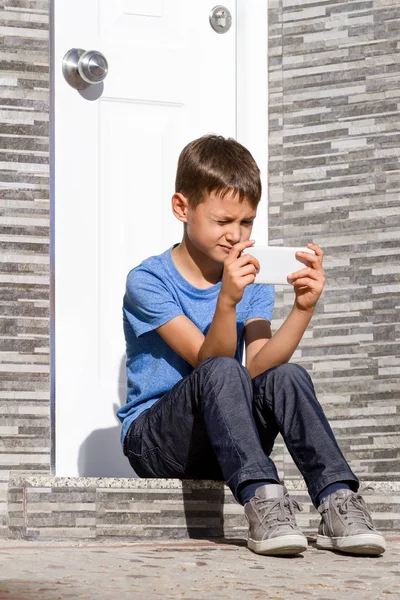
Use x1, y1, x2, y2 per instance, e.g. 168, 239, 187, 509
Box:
209, 5, 232, 33
62, 48, 109, 90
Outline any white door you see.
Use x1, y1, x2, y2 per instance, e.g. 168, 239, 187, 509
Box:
53, 0, 268, 476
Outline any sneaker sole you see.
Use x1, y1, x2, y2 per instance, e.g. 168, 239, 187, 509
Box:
316, 533, 386, 555
248, 534, 308, 556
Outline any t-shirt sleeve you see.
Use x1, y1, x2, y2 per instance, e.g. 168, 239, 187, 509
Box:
246, 284, 275, 323
124, 268, 183, 337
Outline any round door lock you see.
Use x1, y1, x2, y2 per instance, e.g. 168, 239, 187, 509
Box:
62, 48, 109, 90
209, 5, 232, 34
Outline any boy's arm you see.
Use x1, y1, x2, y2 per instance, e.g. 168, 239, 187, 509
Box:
245, 307, 313, 378
156, 315, 205, 368
246, 243, 325, 378
156, 295, 237, 368
157, 240, 259, 368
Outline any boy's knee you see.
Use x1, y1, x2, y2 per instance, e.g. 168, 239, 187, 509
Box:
262, 362, 310, 383
275, 362, 307, 378
199, 356, 240, 369
197, 356, 250, 379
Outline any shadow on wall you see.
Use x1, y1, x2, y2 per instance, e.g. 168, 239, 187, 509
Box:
77, 357, 136, 477
181, 480, 226, 539
77, 359, 230, 538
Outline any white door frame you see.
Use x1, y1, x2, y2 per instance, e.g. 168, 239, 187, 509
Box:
49, 0, 269, 474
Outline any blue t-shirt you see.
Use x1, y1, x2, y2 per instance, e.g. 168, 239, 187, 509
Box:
117, 243, 275, 446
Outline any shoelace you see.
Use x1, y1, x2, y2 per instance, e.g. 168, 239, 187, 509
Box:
336, 493, 374, 528
255, 494, 303, 527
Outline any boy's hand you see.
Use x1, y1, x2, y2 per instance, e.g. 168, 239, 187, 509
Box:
287, 243, 325, 312
220, 240, 260, 307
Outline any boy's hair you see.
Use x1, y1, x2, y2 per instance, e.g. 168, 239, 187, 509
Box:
175, 134, 262, 209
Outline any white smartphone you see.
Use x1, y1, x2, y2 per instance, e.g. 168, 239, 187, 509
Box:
242, 245, 316, 285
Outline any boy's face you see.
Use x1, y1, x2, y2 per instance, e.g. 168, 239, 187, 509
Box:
184, 189, 257, 263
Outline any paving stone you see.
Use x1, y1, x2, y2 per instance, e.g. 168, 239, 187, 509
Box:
0, 537, 399, 599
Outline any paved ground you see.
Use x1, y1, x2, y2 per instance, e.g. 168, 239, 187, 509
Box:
0, 536, 399, 599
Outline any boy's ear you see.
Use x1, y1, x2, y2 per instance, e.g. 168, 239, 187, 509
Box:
171, 192, 189, 223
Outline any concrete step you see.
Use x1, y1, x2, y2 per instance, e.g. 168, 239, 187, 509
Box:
5, 473, 400, 540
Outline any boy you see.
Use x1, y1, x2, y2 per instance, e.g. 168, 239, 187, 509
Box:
117, 134, 386, 556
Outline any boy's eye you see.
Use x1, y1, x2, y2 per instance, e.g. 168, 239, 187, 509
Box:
217, 220, 253, 225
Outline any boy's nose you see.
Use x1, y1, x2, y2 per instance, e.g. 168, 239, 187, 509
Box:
225, 226, 241, 245
226, 236, 241, 247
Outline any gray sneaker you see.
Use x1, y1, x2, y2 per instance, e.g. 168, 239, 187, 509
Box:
244, 484, 308, 556
316, 489, 386, 555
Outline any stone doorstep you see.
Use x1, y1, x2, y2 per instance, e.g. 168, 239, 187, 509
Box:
5, 474, 400, 540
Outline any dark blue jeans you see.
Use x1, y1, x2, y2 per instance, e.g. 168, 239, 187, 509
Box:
124, 357, 359, 506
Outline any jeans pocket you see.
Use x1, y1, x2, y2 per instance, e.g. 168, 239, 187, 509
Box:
128, 446, 184, 478
123, 411, 149, 456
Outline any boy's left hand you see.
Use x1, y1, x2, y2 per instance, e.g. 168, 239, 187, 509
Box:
287, 243, 325, 312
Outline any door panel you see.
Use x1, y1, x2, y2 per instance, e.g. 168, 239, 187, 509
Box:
98, 100, 183, 389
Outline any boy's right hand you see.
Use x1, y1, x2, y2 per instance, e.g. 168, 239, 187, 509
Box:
220, 240, 260, 307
